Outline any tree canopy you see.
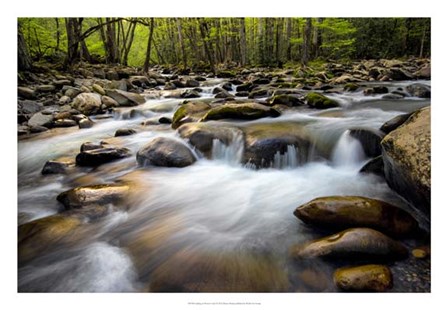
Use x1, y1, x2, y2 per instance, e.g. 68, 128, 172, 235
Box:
17, 17, 431, 71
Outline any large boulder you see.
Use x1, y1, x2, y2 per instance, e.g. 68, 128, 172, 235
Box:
305, 92, 339, 109
333, 264, 393, 292
387, 68, 414, 81
291, 228, 408, 261
136, 137, 196, 168
178, 123, 243, 158
242, 122, 312, 168
381, 107, 430, 213
415, 64, 430, 79
294, 196, 418, 236
380, 113, 412, 134
200, 102, 280, 122
76, 147, 132, 167
56, 183, 130, 209
71, 93, 102, 115
105, 89, 145, 106
348, 128, 385, 157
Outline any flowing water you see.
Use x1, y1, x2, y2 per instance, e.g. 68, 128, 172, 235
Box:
17, 79, 431, 292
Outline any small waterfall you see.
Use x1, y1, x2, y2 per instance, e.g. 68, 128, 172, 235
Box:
331, 130, 366, 167
271, 145, 299, 169
211, 131, 244, 165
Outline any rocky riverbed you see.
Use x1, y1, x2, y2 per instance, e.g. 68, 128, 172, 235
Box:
18, 58, 430, 292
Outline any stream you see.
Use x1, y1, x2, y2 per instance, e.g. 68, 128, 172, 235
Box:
18, 78, 431, 292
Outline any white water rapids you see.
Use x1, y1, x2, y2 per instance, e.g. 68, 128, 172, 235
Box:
17, 79, 430, 292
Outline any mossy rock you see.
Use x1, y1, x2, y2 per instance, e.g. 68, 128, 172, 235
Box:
216, 70, 236, 78
343, 83, 360, 92
305, 92, 339, 109
200, 102, 280, 122
294, 196, 418, 236
171, 101, 211, 129
333, 264, 393, 292
267, 94, 304, 107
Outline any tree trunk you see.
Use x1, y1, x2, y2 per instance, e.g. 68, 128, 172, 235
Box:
286, 18, 292, 61
199, 19, 215, 74
55, 18, 60, 52
313, 18, 323, 58
122, 20, 137, 65
419, 23, 427, 58
64, 18, 83, 67
302, 18, 312, 66
239, 18, 247, 66
18, 23, 33, 71
176, 18, 188, 69
143, 18, 155, 73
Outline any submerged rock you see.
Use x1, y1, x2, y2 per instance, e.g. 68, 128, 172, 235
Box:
76, 147, 132, 167
149, 249, 289, 292
305, 92, 339, 109
200, 102, 280, 122
381, 107, 430, 213
178, 122, 243, 158
42, 157, 75, 175
291, 228, 408, 261
136, 137, 196, 168
56, 183, 130, 209
359, 156, 384, 176
115, 128, 137, 137
333, 264, 393, 292
406, 83, 431, 98
294, 196, 418, 236
380, 113, 412, 134
268, 94, 304, 107
349, 128, 385, 157
242, 122, 312, 168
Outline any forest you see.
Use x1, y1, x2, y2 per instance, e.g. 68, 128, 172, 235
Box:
18, 18, 430, 71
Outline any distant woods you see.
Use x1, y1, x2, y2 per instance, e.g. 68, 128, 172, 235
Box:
18, 17, 431, 71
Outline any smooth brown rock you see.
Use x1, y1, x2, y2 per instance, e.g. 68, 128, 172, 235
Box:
294, 196, 418, 236
333, 264, 393, 292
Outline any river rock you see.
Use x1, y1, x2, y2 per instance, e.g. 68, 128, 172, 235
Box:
149, 249, 289, 292
164, 82, 177, 90
242, 122, 312, 168
214, 89, 234, 99
36, 84, 56, 93
105, 89, 145, 106
178, 123, 243, 158
387, 68, 414, 81
29, 125, 49, 133
78, 118, 94, 129
53, 119, 77, 127
291, 228, 408, 260
294, 196, 418, 236
405, 83, 431, 98
56, 183, 130, 209
18, 214, 82, 264
80, 141, 105, 152
200, 102, 280, 122
19, 100, 43, 114
101, 95, 119, 108
115, 128, 137, 137
248, 88, 272, 98
18, 87, 36, 99
348, 128, 385, 157
359, 155, 384, 176
137, 137, 196, 168
185, 78, 200, 88
343, 83, 360, 92
129, 76, 152, 88
381, 107, 430, 213
27, 112, 54, 128
380, 113, 412, 134
415, 64, 430, 79
172, 101, 212, 129
268, 94, 304, 107
180, 89, 201, 99
64, 87, 83, 98
92, 84, 106, 95
76, 147, 132, 167
71, 93, 102, 115
333, 265, 393, 292
236, 82, 254, 92
305, 92, 339, 109
42, 157, 75, 174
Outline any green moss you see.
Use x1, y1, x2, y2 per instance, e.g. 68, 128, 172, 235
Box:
305, 92, 339, 109
344, 83, 360, 92
201, 103, 280, 121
